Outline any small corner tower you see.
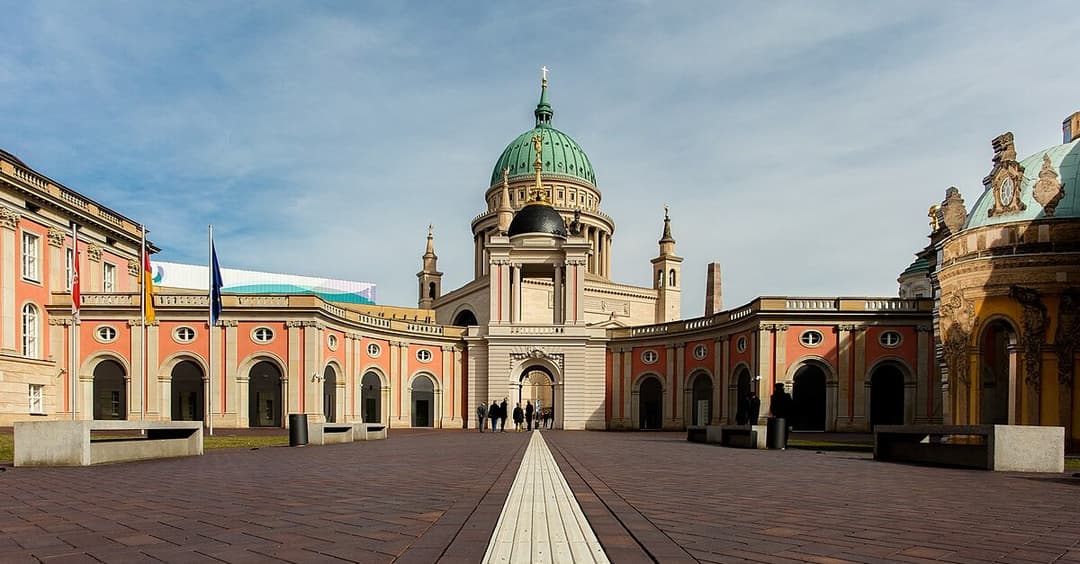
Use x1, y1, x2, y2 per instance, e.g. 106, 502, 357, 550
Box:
651, 205, 682, 322
705, 262, 722, 316
417, 224, 442, 309
496, 167, 513, 234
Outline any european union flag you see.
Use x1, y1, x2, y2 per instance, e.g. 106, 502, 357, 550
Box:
211, 240, 223, 325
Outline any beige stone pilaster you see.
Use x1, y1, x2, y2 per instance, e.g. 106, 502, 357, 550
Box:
47, 226, 65, 290
86, 244, 102, 292
553, 264, 563, 324
223, 320, 238, 422
837, 325, 852, 426
853, 326, 867, 431
674, 343, 685, 426
303, 321, 322, 420
0, 205, 21, 352
755, 325, 773, 424
453, 346, 464, 427
146, 321, 160, 418
621, 349, 632, 423
915, 324, 931, 423
287, 320, 302, 415
611, 348, 622, 426
715, 336, 727, 424
511, 263, 522, 323
128, 319, 144, 419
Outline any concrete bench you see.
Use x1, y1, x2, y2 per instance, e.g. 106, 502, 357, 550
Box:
686, 425, 766, 449
355, 423, 387, 441
14, 420, 203, 467
309, 423, 356, 446
874, 424, 1064, 473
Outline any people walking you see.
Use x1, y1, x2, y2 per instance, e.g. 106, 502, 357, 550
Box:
499, 398, 509, 433
525, 401, 534, 431
477, 402, 487, 432
513, 403, 524, 431
488, 400, 499, 433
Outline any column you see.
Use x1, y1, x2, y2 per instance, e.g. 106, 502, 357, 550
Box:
441, 345, 454, 427
853, 326, 867, 431
755, 324, 773, 424
129, 319, 144, 418
511, 263, 522, 323
605, 234, 612, 278
674, 343, 685, 426
287, 320, 303, 416
621, 349, 633, 426
474, 235, 481, 279
0, 205, 21, 352
453, 346, 464, 427
303, 322, 322, 419
397, 341, 409, 426
224, 320, 238, 424
571, 260, 585, 323
714, 336, 727, 425
48, 318, 71, 415
836, 324, 853, 429
772, 324, 789, 417
553, 264, 563, 324
146, 321, 160, 419
611, 347, 622, 427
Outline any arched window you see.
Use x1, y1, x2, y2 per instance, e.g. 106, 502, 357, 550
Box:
657, 270, 664, 288
21, 303, 38, 358
668, 269, 676, 287
428, 282, 436, 300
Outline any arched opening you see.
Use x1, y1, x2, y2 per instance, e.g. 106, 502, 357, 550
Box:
361, 371, 382, 423
733, 367, 751, 424
323, 365, 337, 423
411, 374, 435, 427
792, 364, 827, 431
668, 269, 676, 287
656, 269, 664, 288
869, 363, 905, 427
691, 372, 712, 426
248, 360, 283, 427
979, 320, 1016, 424
93, 359, 126, 420
518, 365, 555, 427
171, 360, 204, 421
639, 376, 663, 430
452, 309, 478, 327
427, 282, 436, 300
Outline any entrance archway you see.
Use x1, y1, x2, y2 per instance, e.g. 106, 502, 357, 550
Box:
869, 363, 904, 427
248, 360, 283, 427
519, 366, 554, 422
411, 374, 435, 427
323, 365, 337, 423
171, 360, 204, 421
792, 364, 827, 431
979, 319, 1016, 424
452, 309, 478, 327
732, 366, 751, 424
361, 371, 382, 423
690, 372, 712, 426
93, 359, 127, 420
639, 376, 663, 430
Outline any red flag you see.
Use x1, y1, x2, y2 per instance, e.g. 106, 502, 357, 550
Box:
71, 225, 80, 320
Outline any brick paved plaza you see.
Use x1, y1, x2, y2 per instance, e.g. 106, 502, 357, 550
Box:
0, 430, 1077, 563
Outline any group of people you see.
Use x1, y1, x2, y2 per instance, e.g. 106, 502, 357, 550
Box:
735, 383, 794, 426
476, 399, 553, 432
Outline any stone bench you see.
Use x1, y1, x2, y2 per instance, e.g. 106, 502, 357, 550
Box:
873, 424, 1064, 473
308, 422, 356, 446
686, 424, 766, 449
14, 420, 203, 467
355, 423, 387, 441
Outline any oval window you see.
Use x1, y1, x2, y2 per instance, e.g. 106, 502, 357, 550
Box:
416, 349, 432, 363
880, 330, 902, 348
252, 326, 274, 344
173, 326, 196, 344
95, 325, 118, 343
367, 342, 382, 358
736, 336, 747, 353
693, 344, 708, 360
641, 350, 658, 364
800, 330, 824, 347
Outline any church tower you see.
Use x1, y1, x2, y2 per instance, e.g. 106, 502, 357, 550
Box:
417, 225, 442, 309
651, 206, 682, 322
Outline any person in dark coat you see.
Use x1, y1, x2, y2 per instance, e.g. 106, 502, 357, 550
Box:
477, 402, 487, 432
749, 392, 761, 425
770, 382, 794, 446
499, 398, 509, 433
488, 400, 499, 432
525, 401, 535, 431
513, 403, 524, 431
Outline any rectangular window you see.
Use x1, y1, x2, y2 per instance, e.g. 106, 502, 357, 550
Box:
29, 384, 44, 414
21, 232, 39, 282
103, 262, 116, 293
66, 248, 74, 291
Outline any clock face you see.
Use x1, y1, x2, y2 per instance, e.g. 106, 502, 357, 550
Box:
1000, 177, 1015, 206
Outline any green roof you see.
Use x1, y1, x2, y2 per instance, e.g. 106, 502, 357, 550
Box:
490, 85, 596, 188
900, 257, 930, 276
965, 139, 1080, 229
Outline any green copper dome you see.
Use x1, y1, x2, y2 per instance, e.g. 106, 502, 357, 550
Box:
965, 138, 1080, 229
900, 256, 930, 276
490, 84, 597, 188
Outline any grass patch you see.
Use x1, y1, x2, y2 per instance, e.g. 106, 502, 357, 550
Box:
1066, 458, 1080, 470
0, 433, 11, 464
204, 434, 289, 451
787, 439, 873, 452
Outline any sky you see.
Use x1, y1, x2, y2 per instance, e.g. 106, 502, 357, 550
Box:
2, 1, 1078, 318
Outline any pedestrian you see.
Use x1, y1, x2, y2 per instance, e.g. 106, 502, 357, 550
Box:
736, 393, 750, 425
525, 401, 534, 431
513, 402, 524, 431
477, 402, 487, 432
546, 407, 553, 429
749, 392, 761, 425
770, 382, 794, 446
488, 400, 499, 433
499, 398, 509, 433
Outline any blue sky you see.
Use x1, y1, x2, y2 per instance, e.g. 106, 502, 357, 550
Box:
2, 1, 1078, 316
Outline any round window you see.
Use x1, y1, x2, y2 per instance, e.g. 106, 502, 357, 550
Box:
252, 326, 274, 344
642, 350, 658, 364
173, 326, 196, 344
800, 330, 824, 347
95, 325, 118, 343
367, 342, 382, 358
416, 349, 432, 363
736, 336, 747, 353
693, 344, 708, 360
879, 330, 902, 348
327, 334, 338, 351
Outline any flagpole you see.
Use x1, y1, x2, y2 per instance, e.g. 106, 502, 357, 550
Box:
140, 226, 147, 421
208, 224, 214, 436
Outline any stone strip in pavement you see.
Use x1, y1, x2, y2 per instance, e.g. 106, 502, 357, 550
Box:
483, 431, 609, 564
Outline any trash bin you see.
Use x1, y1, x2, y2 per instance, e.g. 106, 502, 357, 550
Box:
288, 414, 308, 447
766, 417, 787, 450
